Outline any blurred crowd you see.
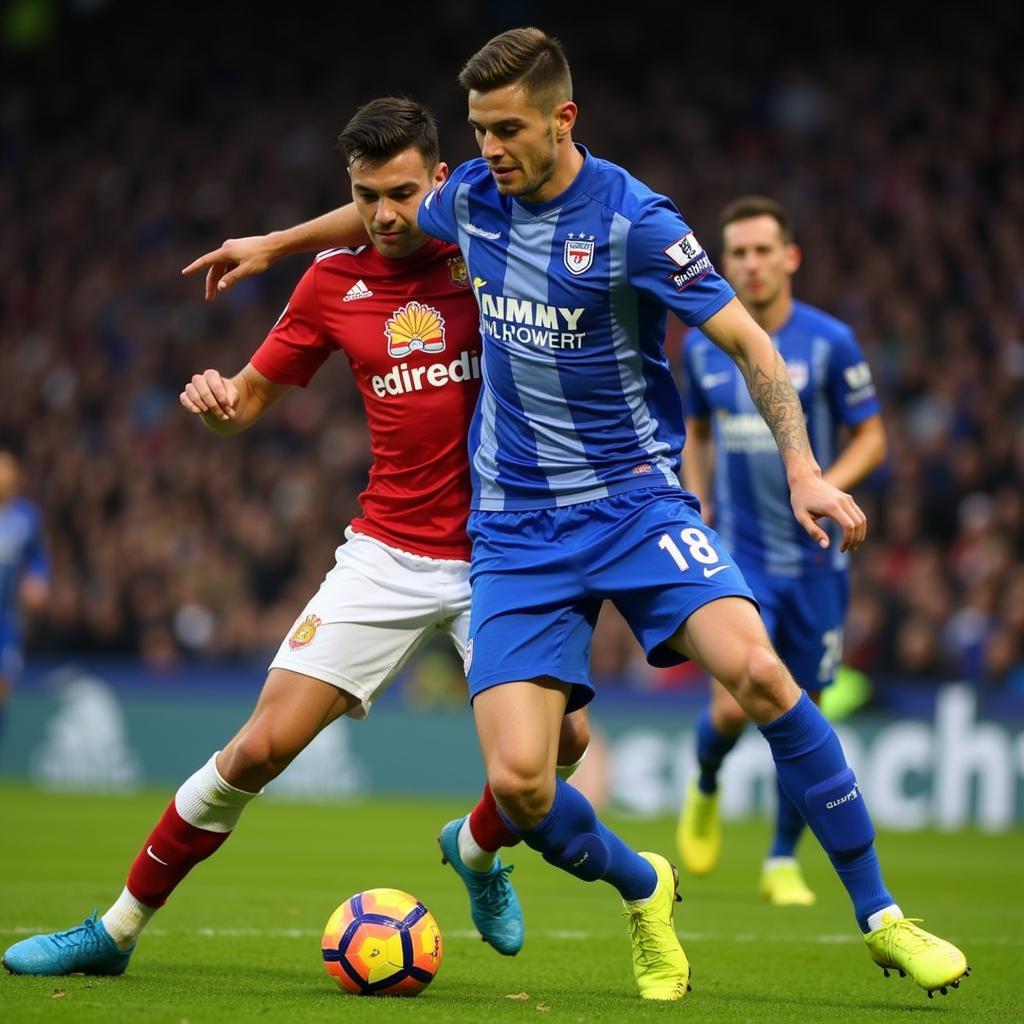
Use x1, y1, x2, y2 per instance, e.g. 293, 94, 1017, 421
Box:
2, 3, 1022, 696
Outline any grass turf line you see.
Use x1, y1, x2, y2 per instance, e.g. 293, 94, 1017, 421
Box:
0, 783, 1018, 1022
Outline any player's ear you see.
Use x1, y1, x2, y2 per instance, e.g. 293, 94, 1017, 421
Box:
554, 100, 577, 140
785, 243, 802, 275
434, 161, 449, 186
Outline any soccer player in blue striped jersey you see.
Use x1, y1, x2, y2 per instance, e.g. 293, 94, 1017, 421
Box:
0, 450, 50, 744
675, 197, 888, 908
182, 29, 968, 1001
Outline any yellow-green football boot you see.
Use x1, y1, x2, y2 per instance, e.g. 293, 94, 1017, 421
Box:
864, 913, 969, 997
759, 857, 816, 906
623, 852, 690, 1001
676, 780, 720, 876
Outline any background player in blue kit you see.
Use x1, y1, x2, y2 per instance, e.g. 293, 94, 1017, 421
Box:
0, 449, 50, 743
676, 196, 888, 906
184, 27, 969, 1003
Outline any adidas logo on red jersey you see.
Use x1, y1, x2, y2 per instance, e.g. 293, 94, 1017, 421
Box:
343, 280, 373, 302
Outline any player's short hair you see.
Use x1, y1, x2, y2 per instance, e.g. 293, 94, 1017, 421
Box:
337, 97, 439, 170
458, 27, 572, 109
719, 195, 794, 244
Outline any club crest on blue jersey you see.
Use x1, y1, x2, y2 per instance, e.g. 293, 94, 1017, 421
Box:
786, 359, 809, 391
563, 233, 595, 275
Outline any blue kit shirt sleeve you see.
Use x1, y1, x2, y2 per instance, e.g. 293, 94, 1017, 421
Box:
828, 328, 882, 426
626, 198, 735, 327
417, 162, 474, 244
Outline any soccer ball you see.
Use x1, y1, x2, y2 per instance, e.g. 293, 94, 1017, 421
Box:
321, 888, 443, 997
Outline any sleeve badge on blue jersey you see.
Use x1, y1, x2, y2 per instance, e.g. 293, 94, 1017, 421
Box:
664, 232, 712, 291
843, 362, 873, 388
564, 232, 595, 275
664, 232, 703, 268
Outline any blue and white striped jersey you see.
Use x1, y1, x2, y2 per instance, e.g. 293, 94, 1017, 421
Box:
682, 300, 881, 577
419, 146, 735, 510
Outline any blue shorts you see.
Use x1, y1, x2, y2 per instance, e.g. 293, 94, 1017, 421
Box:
742, 566, 849, 691
465, 488, 756, 711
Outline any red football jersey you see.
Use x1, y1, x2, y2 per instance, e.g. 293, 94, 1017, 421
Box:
251, 238, 480, 559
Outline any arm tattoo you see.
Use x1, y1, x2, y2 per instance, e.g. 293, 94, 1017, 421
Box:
740, 354, 811, 459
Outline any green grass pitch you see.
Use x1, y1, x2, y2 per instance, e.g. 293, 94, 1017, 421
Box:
1, 783, 1018, 1022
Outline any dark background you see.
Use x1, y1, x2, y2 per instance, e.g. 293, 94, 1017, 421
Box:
3, 0, 1022, 701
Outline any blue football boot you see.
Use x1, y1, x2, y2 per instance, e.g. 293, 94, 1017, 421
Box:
438, 816, 524, 956
3, 913, 133, 975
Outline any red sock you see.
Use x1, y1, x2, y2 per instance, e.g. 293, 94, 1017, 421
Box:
468, 784, 520, 851
126, 799, 231, 907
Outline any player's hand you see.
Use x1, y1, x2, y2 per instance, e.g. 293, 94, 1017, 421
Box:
181, 235, 277, 301
789, 474, 867, 553
180, 369, 240, 422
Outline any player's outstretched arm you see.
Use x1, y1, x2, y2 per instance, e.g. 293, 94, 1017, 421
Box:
822, 414, 888, 492
180, 363, 289, 436
699, 297, 867, 552
181, 205, 370, 300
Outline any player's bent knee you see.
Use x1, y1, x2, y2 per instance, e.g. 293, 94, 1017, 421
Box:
746, 644, 785, 690
488, 766, 554, 825
738, 645, 791, 709
803, 768, 875, 859
222, 728, 296, 786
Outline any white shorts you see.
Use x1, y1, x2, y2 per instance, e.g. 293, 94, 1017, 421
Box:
269, 528, 471, 719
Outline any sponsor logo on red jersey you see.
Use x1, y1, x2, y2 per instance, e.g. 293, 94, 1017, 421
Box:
385, 301, 446, 358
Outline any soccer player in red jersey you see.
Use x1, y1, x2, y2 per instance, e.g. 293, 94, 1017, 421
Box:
3, 98, 588, 977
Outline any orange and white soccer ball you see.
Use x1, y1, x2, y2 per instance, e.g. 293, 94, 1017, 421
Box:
321, 888, 442, 996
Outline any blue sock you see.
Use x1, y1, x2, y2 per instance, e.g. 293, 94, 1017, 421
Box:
759, 693, 893, 931
515, 778, 657, 901
769, 774, 806, 858
695, 709, 741, 795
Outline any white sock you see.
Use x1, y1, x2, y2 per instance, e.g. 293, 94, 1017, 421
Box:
100, 753, 260, 950
866, 904, 903, 932
556, 744, 589, 782
457, 818, 497, 873
102, 887, 155, 950
764, 856, 798, 870
175, 751, 261, 831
